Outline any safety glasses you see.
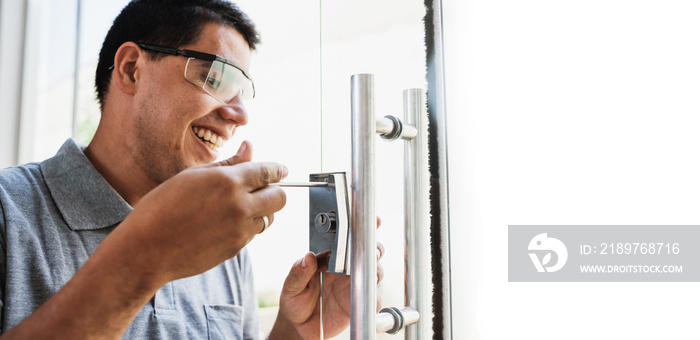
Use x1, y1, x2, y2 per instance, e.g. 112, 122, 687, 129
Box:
137, 43, 255, 103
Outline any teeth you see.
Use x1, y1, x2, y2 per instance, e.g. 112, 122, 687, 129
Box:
192, 126, 225, 151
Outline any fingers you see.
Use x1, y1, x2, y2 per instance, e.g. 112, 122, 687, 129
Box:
282, 252, 319, 296
235, 161, 289, 191
212, 140, 253, 167
205, 139, 289, 192
377, 242, 385, 261
210, 141, 289, 189
216, 157, 287, 235
216, 158, 289, 221
248, 184, 287, 221
376, 242, 385, 284
376, 240, 384, 311
315, 250, 332, 272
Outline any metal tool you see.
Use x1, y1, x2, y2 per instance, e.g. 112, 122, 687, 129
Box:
269, 181, 329, 187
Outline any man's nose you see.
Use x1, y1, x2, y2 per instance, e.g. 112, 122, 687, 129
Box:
217, 100, 248, 126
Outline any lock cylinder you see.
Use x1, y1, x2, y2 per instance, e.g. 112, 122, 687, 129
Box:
315, 212, 337, 233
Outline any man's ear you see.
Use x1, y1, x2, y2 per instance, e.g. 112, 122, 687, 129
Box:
112, 42, 142, 95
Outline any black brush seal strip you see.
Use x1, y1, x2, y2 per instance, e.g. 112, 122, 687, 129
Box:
424, 0, 453, 338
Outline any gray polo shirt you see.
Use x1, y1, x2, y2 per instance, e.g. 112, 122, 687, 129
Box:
0, 139, 260, 339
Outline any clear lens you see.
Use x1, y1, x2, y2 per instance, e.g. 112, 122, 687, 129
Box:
184, 58, 254, 103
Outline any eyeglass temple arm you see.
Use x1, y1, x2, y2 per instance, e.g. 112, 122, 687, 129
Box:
136, 43, 254, 83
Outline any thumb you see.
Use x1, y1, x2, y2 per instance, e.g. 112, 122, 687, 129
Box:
282, 252, 318, 296
212, 140, 253, 167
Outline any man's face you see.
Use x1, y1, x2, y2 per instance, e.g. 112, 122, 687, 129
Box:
131, 23, 252, 184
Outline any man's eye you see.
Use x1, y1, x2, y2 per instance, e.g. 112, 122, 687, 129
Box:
203, 75, 221, 90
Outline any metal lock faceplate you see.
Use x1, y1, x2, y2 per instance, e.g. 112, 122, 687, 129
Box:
309, 172, 350, 275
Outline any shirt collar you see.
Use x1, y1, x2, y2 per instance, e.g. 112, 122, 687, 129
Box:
41, 139, 132, 231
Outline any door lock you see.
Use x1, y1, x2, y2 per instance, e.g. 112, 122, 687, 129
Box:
309, 172, 350, 275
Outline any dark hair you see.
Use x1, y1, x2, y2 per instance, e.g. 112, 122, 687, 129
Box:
94, 0, 260, 109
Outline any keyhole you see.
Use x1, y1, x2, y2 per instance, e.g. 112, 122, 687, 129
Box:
315, 212, 337, 233
318, 214, 328, 226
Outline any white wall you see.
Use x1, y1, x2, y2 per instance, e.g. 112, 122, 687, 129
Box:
0, 0, 24, 168
446, 0, 700, 339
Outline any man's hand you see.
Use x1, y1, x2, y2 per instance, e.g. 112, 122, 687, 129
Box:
108, 140, 288, 285
269, 219, 385, 340
1, 141, 288, 339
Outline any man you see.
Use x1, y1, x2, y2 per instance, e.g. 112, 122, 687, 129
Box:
0, 0, 383, 338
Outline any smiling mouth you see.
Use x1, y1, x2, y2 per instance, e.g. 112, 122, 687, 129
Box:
192, 126, 225, 151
